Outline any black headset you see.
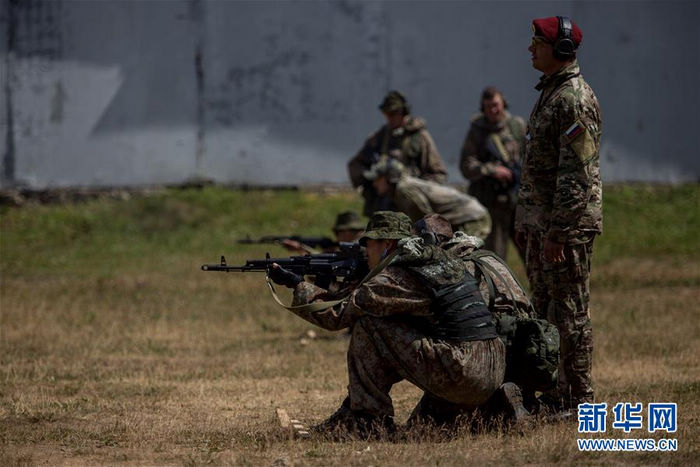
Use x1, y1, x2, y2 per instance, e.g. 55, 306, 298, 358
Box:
414, 218, 440, 246
553, 16, 576, 61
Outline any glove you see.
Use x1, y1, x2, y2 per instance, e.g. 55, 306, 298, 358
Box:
267, 264, 303, 288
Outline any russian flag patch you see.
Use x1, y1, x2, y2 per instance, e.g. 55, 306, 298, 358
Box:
565, 122, 585, 139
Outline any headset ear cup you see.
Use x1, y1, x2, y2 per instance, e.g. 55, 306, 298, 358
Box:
554, 38, 575, 60
554, 16, 575, 60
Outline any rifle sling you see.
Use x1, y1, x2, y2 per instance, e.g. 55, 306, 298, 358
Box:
265, 249, 402, 314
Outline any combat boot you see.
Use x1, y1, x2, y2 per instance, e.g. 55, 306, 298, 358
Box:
311, 398, 396, 441
495, 382, 532, 426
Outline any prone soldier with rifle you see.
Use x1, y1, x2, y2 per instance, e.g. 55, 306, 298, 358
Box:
238, 211, 366, 255
238, 234, 339, 251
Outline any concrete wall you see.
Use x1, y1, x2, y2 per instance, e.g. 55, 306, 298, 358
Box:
1, 0, 698, 189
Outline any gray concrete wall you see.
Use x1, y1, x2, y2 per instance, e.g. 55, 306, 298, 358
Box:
1, 0, 698, 189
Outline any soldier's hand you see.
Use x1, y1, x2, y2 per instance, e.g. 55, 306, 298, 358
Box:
492, 165, 513, 183
268, 263, 303, 288
543, 239, 566, 264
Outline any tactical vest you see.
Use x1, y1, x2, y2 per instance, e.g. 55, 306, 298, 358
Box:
392, 240, 497, 342
428, 272, 498, 341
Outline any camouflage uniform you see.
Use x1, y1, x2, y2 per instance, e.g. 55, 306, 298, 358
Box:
443, 232, 534, 321
515, 59, 602, 407
363, 158, 491, 240
460, 112, 527, 261
348, 115, 448, 215
290, 213, 505, 426
391, 175, 492, 240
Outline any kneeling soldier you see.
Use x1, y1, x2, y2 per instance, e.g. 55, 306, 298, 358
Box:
269, 211, 506, 439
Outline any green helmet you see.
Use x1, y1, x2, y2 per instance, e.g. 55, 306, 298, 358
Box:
359, 211, 413, 246
333, 211, 365, 231
378, 90, 411, 115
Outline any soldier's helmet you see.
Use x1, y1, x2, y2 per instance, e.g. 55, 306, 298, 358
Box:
359, 211, 413, 246
379, 90, 411, 115
333, 211, 366, 232
413, 214, 454, 246
363, 156, 405, 184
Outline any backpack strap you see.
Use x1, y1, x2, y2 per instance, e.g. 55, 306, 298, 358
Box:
465, 249, 536, 317
465, 253, 498, 310
466, 252, 516, 311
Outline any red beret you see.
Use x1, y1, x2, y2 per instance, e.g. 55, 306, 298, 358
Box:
532, 17, 583, 46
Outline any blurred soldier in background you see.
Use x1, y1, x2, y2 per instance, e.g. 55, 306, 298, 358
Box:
348, 91, 448, 216
331, 210, 367, 243
460, 86, 526, 262
281, 210, 366, 255
515, 16, 602, 411
269, 211, 508, 439
364, 157, 491, 239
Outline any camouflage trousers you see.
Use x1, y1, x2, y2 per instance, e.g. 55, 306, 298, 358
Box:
346, 317, 505, 418
525, 232, 595, 406
454, 215, 493, 243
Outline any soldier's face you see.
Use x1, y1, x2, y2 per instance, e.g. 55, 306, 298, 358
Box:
483, 95, 505, 124
383, 111, 404, 130
365, 238, 394, 268
529, 36, 558, 74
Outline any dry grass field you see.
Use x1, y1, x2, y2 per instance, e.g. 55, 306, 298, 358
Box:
1, 184, 698, 466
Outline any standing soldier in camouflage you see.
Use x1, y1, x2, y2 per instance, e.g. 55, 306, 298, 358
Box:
459, 86, 527, 262
348, 91, 448, 216
269, 211, 506, 439
365, 157, 492, 240
515, 16, 602, 411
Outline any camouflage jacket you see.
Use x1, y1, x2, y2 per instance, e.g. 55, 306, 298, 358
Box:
515, 61, 603, 243
392, 175, 489, 227
290, 239, 466, 332
348, 116, 448, 188
459, 112, 526, 205
443, 232, 534, 320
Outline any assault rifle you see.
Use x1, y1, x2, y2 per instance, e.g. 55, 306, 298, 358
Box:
201, 242, 368, 288
237, 235, 338, 250
484, 136, 522, 195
